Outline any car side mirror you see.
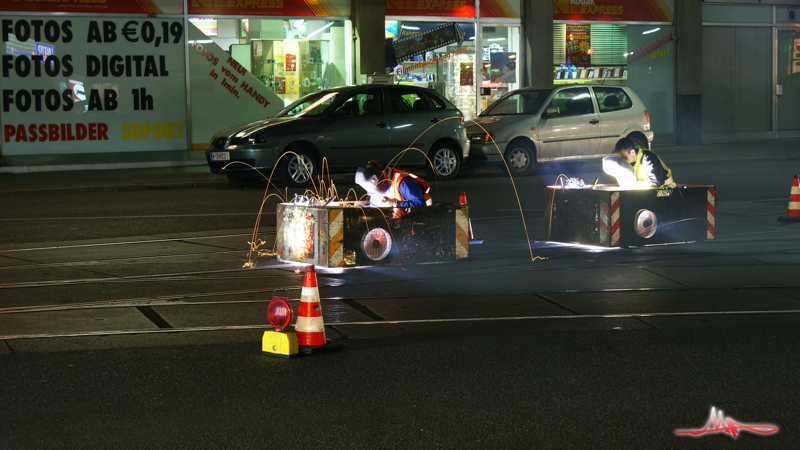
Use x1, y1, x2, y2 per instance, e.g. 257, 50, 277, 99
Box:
543, 106, 559, 118
334, 105, 352, 116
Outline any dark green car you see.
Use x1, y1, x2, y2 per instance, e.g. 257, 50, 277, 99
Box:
206, 84, 470, 187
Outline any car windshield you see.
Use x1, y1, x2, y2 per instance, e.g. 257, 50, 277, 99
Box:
480, 89, 551, 116
275, 90, 345, 118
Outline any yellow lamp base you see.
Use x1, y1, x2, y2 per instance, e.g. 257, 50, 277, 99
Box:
262, 330, 299, 358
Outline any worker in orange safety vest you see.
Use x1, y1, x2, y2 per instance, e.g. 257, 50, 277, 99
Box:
355, 160, 432, 218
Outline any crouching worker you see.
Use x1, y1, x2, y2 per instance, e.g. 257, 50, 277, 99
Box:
603, 138, 675, 196
612, 138, 675, 189
355, 160, 432, 218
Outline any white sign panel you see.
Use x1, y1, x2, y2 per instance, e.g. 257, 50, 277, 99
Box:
1, 16, 187, 156
188, 23, 282, 146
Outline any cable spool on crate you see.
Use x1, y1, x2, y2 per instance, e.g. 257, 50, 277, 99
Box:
362, 228, 392, 261
634, 209, 657, 238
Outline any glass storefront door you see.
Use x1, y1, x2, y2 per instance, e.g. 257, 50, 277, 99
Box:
777, 29, 800, 138
479, 25, 520, 115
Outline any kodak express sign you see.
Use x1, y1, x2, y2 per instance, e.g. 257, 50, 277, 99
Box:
386, 0, 475, 18
553, 0, 673, 22
189, 0, 349, 16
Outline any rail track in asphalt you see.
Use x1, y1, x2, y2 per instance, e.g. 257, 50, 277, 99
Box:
2, 220, 800, 341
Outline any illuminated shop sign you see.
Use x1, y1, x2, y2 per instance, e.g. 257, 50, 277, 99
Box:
188, 0, 350, 17
0, 0, 181, 14
553, 0, 673, 22
385, 0, 475, 18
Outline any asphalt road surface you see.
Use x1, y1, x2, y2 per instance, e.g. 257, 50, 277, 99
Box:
2, 140, 800, 448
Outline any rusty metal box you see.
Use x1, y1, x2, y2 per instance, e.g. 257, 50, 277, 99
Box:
544, 184, 716, 247
275, 203, 470, 267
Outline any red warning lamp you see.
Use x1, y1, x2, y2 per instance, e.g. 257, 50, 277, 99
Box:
267, 289, 293, 332
587, 48, 593, 55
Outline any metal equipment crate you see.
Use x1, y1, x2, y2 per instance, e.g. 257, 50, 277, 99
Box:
544, 184, 716, 247
276, 202, 469, 267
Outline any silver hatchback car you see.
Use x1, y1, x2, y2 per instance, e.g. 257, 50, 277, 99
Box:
466, 85, 653, 175
206, 84, 469, 187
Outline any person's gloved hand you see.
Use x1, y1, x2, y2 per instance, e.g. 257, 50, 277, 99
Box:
381, 197, 398, 207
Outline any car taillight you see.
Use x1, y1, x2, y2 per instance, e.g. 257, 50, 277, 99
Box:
644, 110, 650, 125
458, 113, 463, 123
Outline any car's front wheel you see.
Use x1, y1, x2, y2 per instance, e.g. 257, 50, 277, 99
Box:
279, 148, 317, 188
504, 141, 535, 176
425, 143, 460, 181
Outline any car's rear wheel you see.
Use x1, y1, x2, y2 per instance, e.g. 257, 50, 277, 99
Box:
279, 148, 317, 188
425, 143, 460, 181
504, 142, 535, 176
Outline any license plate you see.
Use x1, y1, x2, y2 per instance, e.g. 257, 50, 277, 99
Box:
210, 152, 230, 161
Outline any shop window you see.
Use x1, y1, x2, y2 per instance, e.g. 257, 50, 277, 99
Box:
593, 87, 632, 113
553, 24, 628, 86
393, 22, 477, 118
480, 25, 520, 115
239, 20, 349, 105
590, 24, 628, 66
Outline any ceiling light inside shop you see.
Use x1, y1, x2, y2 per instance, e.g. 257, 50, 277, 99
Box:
401, 25, 420, 30
487, 38, 506, 41
308, 22, 334, 38
642, 28, 660, 35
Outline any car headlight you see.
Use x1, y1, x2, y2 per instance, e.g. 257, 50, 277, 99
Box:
469, 133, 494, 143
227, 134, 267, 148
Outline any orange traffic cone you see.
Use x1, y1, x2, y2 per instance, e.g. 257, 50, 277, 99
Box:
295, 265, 343, 355
778, 175, 800, 222
459, 191, 483, 244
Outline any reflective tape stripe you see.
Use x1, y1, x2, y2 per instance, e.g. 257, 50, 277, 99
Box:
455, 207, 469, 259
328, 209, 344, 267
300, 286, 318, 300
298, 301, 322, 317
296, 329, 326, 346
610, 192, 620, 246
707, 188, 716, 240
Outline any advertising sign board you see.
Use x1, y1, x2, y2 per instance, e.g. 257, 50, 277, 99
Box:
2, 17, 188, 156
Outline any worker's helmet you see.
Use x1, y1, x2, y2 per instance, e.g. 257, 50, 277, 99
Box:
366, 160, 389, 178
355, 166, 384, 197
